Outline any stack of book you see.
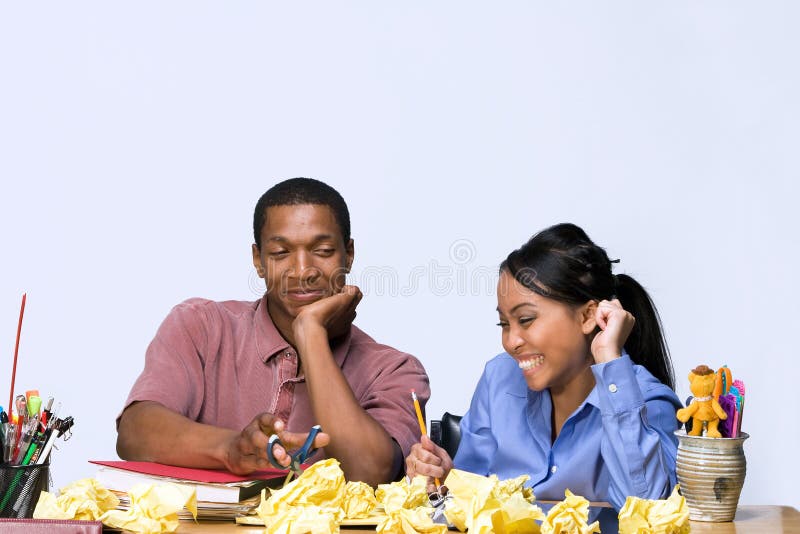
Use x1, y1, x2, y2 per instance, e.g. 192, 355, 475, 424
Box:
89, 460, 289, 521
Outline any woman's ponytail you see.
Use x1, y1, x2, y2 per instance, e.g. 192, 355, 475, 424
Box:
615, 273, 674, 390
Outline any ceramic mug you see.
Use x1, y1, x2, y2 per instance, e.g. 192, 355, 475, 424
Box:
675, 429, 749, 522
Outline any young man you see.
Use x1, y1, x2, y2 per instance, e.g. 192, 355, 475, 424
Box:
116, 178, 430, 486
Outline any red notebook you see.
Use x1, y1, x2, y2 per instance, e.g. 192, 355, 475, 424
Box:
89, 460, 289, 484
89, 460, 290, 503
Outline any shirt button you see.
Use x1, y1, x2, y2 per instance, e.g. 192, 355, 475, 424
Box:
608, 384, 618, 393
551, 465, 558, 474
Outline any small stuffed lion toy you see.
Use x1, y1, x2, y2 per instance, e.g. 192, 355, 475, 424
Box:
676, 365, 728, 438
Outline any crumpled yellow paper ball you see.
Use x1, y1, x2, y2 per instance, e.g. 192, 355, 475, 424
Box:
376, 475, 429, 513
618, 485, 690, 534
343, 480, 378, 519
256, 458, 346, 531
33, 478, 120, 521
259, 458, 346, 515
474, 491, 544, 534
443, 469, 543, 533
495, 474, 535, 502
99, 482, 197, 534
540, 489, 600, 534
264, 504, 341, 534
376, 507, 448, 534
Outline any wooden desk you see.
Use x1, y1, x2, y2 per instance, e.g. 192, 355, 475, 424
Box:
169, 505, 800, 533
687, 505, 800, 533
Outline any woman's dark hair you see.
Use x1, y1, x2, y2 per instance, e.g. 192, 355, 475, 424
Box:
500, 223, 675, 390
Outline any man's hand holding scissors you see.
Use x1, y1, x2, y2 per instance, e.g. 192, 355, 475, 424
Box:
224, 413, 329, 476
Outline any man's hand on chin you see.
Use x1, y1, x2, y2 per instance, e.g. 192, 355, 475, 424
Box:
292, 285, 362, 342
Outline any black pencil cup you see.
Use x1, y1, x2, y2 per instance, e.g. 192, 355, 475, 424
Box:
0, 463, 49, 518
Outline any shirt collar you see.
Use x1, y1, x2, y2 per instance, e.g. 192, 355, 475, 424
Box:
583, 387, 600, 410
253, 294, 353, 366
254, 295, 290, 361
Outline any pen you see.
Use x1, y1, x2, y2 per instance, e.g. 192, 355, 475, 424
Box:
27, 396, 41, 419
41, 397, 54, 428
35, 429, 59, 466
0, 407, 6, 454
411, 389, 441, 488
13, 428, 34, 465
3, 424, 15, 464
14, 395, 26, 446
0, 408, 4, 456
47, 402, 61, 431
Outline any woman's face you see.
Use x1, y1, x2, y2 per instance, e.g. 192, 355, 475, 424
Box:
496, 270, 595, 392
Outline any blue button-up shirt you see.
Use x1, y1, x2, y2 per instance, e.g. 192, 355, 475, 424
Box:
453, 353, 681, 511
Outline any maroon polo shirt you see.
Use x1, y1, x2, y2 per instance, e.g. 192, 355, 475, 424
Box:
120, 296, 430, 461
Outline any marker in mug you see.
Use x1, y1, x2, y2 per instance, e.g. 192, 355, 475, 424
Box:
41, 397, 54, 428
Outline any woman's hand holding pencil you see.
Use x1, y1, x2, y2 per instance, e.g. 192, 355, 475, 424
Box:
408, 390, 453, 493
406, 436, 453, 494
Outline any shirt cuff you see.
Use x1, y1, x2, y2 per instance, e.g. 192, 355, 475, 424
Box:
591, 353, 645, 415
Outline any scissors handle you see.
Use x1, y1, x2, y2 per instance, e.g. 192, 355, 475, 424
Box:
266, 425, 322, 472
295, 425, 321, 463
266, 434, 284, 470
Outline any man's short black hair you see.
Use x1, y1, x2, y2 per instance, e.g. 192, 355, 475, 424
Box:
253, 177, 351, 248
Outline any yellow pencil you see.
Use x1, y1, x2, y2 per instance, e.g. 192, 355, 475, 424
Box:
411, 389, 441, 487
411, 389, 427, 435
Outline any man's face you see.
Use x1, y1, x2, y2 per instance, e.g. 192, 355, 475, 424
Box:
252, 204, 354, 330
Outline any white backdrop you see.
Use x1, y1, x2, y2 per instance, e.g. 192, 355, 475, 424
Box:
1, 2, 798, 508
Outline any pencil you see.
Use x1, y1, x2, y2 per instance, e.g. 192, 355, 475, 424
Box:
411, 389, 427, 435
9, 293, 26, 412
410, 389, 441, 487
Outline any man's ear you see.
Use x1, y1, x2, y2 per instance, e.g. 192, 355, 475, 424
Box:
345, 239, 354, 273
252, 243, 264, 278
580, 300, 599, 335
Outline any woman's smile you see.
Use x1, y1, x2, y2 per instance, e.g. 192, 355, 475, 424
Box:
517, 354, 544, 374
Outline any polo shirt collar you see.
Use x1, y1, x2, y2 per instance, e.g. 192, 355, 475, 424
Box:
253, 294, 353, 366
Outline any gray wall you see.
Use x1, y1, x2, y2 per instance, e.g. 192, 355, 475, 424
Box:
1, 2, 797, 508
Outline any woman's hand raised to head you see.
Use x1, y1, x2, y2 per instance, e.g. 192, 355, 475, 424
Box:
591, 298, 635, 364
405, 435, 453, 493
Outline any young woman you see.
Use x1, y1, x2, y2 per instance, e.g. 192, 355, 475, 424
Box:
406, 223, 681, 511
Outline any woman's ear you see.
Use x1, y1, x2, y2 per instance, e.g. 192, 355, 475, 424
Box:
580, 300, 599, 335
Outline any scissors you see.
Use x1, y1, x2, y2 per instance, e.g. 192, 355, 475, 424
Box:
428, 485, 450, 524
267, 424, 322, 482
